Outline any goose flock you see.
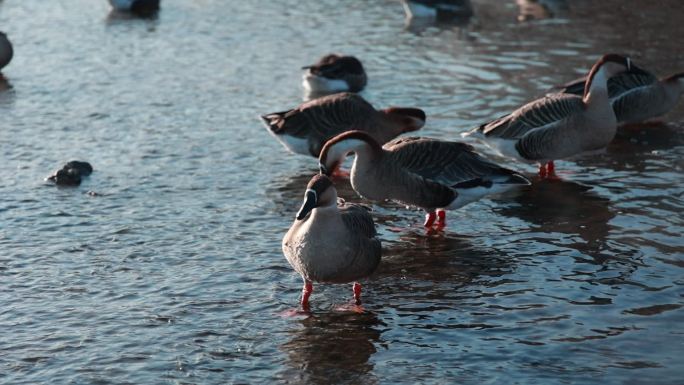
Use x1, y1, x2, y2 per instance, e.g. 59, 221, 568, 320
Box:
269, 51, 683, 310
1, 1, 682, 312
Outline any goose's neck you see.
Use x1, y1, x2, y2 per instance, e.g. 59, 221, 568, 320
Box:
583, 66, 610, 105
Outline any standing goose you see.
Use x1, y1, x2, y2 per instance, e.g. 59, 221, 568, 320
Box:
556, 68, 684, 125
464, 54, 635, 178
302, 54, 367, 94
401, 0, 473, 21
0, 32, 13, 75
318, 131, 530, 228
261, 92, 425, 159
108, 0, 160, 15
283, 174, 381, 310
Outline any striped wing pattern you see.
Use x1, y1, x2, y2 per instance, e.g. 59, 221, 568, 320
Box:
480, 94, 584, 139
339, 202, 377, 239
384, 137, 512, 187
269, 93, 377, 155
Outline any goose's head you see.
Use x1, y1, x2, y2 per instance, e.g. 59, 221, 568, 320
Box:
380, 107, 426, 134
318, 131, 381, 177
296, 174, 337, 220
584, 54, 645, 98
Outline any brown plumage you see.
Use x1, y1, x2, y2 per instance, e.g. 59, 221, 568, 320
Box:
464, 54, 635, 178
282, 174, 381, 309
319, 131, 529, 228
261, 92, 425, 158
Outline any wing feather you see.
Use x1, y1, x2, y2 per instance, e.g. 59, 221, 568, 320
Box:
384, 137, 519, 187
339, 201, 377, 239
479, 94, 584, 139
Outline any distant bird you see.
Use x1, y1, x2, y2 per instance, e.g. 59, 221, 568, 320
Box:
318, 131, 530, 228
0, 31, 13, 75
261, 92, 426, 160
516, 0, 569, 21
282, 174, 381, 310
556, 67, 684, 125
108, 0, 160, 15
301, 54, 367, 94
401, 0, 473, 21
464, 54, 635, 179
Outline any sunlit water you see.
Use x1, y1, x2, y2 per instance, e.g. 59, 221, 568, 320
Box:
1, 0, 683, 384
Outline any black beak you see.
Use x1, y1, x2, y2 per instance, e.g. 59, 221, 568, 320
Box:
296, 190, 318, 220
301, 65, 313, 70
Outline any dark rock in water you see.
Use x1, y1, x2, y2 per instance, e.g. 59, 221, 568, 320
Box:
64, 160, 93, 176
48, 168, 82, 186
47, 160, 93, 186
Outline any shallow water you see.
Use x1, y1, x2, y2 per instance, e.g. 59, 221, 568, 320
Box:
1, 0, 683, 384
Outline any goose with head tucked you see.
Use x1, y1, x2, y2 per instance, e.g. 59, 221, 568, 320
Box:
108, 0, 160, 15
318, 131, 530, 228
283, 174, 381, 310
556, 66, 684, 125
302, 54, 367, 95
0, 31, 13, 76
261, 92, 425, 161
401, 0, 473, 21
464, 54, 636, 179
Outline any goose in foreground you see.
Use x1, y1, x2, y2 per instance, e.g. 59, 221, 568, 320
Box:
318, 131, 530, 228
0, 32, 13, 75
261, 92, 426, 159
283, 174, 381, 310
302, 54, 367, 95
401, 0, 473, 21
556, 67, 684, 125
464, 54, 635, 178
108, 0, 160, 15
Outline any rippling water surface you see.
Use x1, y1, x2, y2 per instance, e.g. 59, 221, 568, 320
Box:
1, 1, 683, 384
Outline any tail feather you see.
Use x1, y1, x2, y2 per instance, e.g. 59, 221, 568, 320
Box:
259, 109, 293, 133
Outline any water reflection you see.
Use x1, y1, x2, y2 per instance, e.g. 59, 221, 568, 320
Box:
516, 0, 569, 21
376, 230, 514, 298
497, 180, 615, 261
278, 311, 382, 385
580, 123, 684, 173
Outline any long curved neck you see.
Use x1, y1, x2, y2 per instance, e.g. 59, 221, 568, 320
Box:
583, 65, 610, 105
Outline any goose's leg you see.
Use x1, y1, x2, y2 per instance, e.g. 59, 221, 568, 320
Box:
424, 211, 437, 227
301, 280, 313, 310
538, 163, 548, 179
353, 282, 362, 305
546, 161, 560, 180
436, 210, 447, 227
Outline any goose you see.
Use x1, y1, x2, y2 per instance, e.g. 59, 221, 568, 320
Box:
318, 131, 530, 228
302, 54, 367, 94
401, 0, 473, 21
108, 0, 160, 15
261, 92, 426, 160
556, 67, 684, 125
282, 174, 381, 310
0, 32, 13, 75
464, 54, 635, 178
